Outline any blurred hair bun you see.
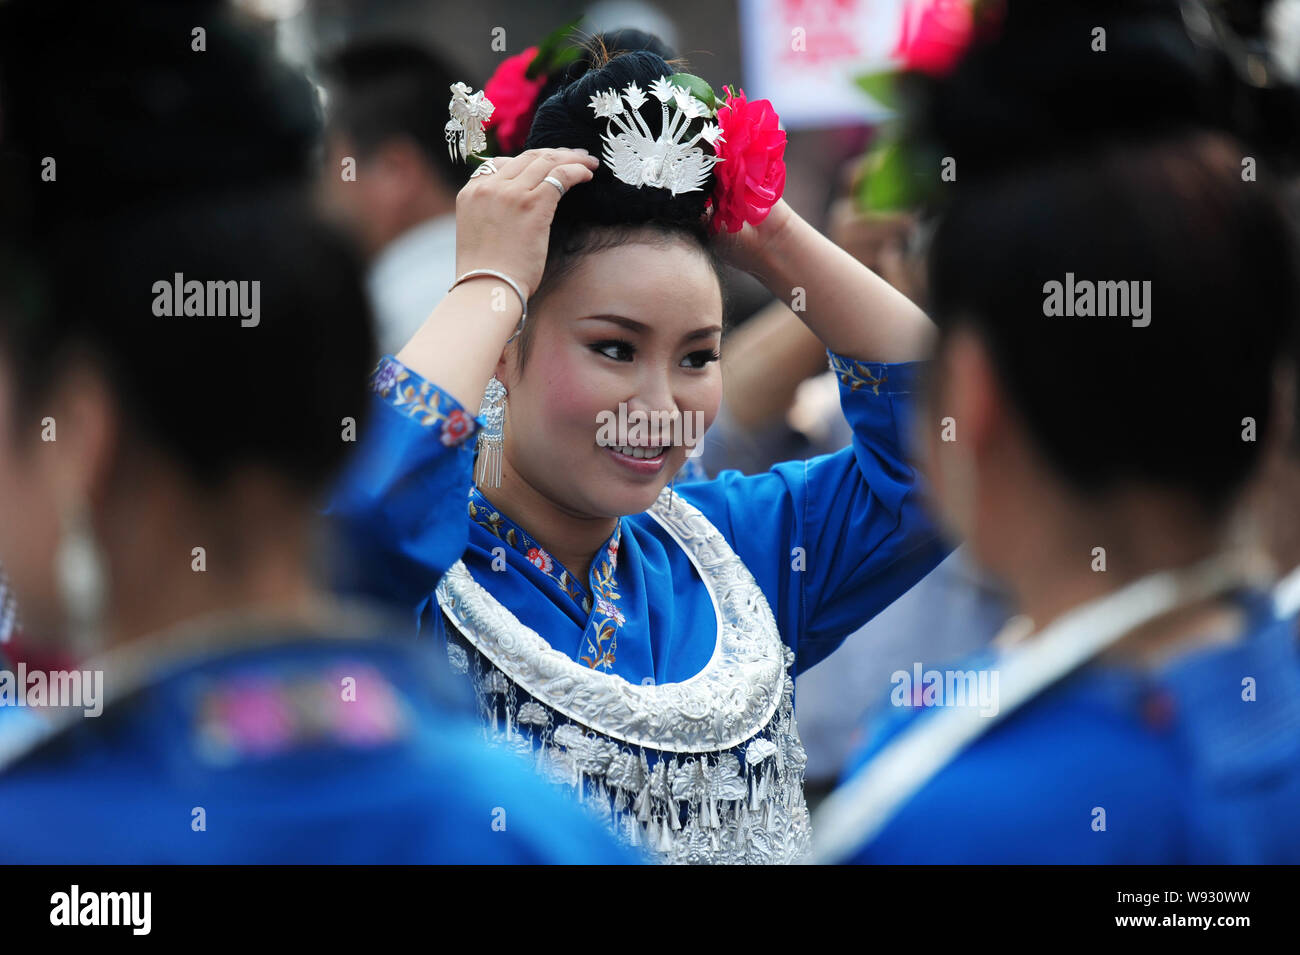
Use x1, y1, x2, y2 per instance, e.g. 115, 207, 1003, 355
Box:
919, 0, 1242, 183
0, 0, 320, 234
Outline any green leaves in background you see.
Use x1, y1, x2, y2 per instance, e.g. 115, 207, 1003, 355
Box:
525, 14, 585, 80
854, 138, 926, 213
853, 71, 897, 112
850, 70, 937, 213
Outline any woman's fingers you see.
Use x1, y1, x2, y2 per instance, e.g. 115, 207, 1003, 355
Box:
515, 150, 599, 190
452, 147, 599, 300
494, 147, 596, 182
526, 160, 597, 199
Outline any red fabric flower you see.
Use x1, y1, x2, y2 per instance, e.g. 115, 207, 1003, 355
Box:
895, 0, 974, 77
709, 87, 787, 235
483, 47, 546, 154
440, 408, 476, 447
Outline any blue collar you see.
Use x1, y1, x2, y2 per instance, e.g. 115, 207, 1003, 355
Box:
466, 485, 626, 670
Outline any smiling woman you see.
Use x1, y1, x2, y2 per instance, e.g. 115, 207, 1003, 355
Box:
499, 238, 724, 532
327, 34, 947, 864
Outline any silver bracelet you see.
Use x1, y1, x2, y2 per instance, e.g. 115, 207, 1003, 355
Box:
447, 268, 528, 342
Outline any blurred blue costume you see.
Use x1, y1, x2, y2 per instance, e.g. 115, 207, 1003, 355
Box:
0, 613, 636, 863
326, 353, 948, 863
824, 588, 1300, 863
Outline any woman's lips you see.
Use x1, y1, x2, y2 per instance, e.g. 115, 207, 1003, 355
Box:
603, 443, 667, 475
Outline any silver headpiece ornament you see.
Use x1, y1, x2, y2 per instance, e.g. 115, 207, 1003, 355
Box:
587, 76, 724, 196
446, 82, 494, 162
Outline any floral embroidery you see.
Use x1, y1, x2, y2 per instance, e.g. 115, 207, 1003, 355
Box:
195, 664, 408, 761
582, 621, 618, 671
372, 359, 400, 396
829, 353, 890, 396
468, 489, 588, 609
370, 356, 478, 447
441, 408, 475, 447
467, 485, 625, 671
594, 594, 625, 626
583, 549, 624, 670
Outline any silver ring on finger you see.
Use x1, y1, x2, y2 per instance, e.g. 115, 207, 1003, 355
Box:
470, 158, 499, 179
543, 175, 566, 196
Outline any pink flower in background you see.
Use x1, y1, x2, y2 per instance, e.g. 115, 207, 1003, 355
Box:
709, 87, 787, 235
895, 0, 975, 77
483, 46, 546, 154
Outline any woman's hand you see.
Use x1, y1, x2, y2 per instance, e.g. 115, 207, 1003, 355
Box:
710, 198, 796, 280
396, 147, 598, 411
454, 148, 600, 298
712, 195, 934, 362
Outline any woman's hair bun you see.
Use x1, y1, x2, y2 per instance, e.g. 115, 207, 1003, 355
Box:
524, 47, 713, 227
546, 28, 680, 91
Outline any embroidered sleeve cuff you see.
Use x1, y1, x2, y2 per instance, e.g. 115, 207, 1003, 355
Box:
370, 355, 478, 448
828, 351, 929, 397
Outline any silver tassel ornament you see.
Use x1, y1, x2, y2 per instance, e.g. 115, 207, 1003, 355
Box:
474, 376, 507, 488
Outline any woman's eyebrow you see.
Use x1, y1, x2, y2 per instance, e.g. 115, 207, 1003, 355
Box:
578, 315, 722, 342
683, 325, 723, 341
578, 314, 648, 333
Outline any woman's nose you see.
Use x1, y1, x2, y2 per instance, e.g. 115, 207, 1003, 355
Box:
624, 386, 681, 444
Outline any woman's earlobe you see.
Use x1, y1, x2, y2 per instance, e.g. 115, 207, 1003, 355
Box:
49, 365, 118, 503
494, 347, 513, 384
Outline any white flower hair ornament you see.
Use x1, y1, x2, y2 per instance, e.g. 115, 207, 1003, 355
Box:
445, 82, 494, 162
587, 75, 725, 196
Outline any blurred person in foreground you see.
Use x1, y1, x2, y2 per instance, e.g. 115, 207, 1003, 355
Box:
701, 166, 1006, 796
1262, 448, 1300, 620
0, 0, 632, 864
814, 0, 1300, 863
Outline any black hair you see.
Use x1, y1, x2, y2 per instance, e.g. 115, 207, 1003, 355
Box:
317, 38, 470, 194
0, 0, 321, 230
535, 28, 684, 109
0, 0, 375, 494
7, 192, 376, 493
918, 0, 1300, 515
516, 43, 729, 364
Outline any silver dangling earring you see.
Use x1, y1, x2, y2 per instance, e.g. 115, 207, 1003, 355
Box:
55, 494, 106, 655
474, 376, 507, 489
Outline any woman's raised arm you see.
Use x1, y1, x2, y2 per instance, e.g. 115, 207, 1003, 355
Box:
324, 147, 597, 617
717, 199, 935, 363
396, 147, 599, 409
